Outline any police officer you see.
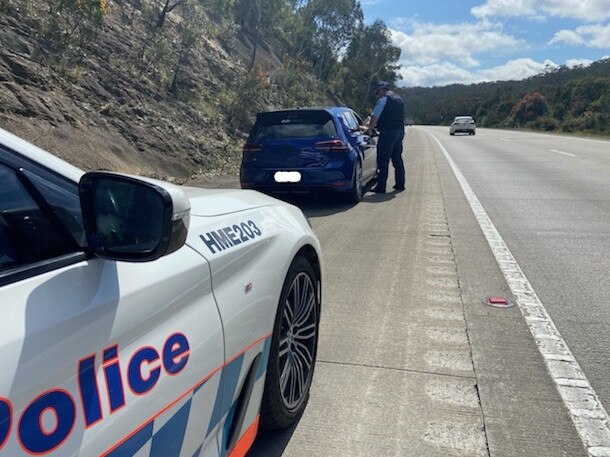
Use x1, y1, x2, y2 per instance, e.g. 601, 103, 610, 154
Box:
362, 81, 406, 193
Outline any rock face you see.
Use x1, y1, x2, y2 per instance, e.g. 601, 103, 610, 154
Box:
0, 1, 275, 182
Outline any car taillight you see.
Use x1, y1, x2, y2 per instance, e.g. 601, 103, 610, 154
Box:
314, 139, 348, 151
243, 143, 262, 153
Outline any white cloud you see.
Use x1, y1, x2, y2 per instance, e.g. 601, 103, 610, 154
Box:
478, 58, 558, 79
390, 21, 523, 68
398, 58, 559, 87
398, 63, 484, 87
565, 58, 593, 67
472, 0, 538, 19
472, 0, 610, 22
577, 24, 610, 47
550, 23, 610, 48
549, 29, 586, 46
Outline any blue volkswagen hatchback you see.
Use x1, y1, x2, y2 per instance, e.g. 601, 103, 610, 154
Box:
240, 107, 378, 203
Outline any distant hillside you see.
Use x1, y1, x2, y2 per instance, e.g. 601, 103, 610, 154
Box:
400, 58, 610, 135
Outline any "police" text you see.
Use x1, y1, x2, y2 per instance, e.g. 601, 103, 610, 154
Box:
0, 332, 190, 454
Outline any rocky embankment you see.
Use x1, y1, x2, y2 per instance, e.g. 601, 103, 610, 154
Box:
0, 1, 271, 182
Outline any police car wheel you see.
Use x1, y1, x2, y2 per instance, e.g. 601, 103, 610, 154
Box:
260, 256, 319, 429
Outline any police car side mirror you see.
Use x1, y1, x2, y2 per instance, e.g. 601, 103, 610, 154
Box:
79, 172, 190, 262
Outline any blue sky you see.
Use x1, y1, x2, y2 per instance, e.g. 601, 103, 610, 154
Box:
360, 0, 610, 87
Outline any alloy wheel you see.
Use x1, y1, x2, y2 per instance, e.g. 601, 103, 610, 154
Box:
277, 271, 317, 411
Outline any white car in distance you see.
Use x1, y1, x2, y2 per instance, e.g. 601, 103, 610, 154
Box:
450, 116, 476, 135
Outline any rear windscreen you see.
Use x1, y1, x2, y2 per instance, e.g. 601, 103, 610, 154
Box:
251, 111, 337, 141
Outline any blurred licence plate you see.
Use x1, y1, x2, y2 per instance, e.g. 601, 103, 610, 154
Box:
274, 171, 301, 183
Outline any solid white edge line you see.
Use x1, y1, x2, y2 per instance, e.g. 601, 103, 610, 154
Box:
551, 149, 577, 157
426, 130, 610, 457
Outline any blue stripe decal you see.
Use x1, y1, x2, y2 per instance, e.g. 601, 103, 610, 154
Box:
150, 399, 192, 457
205, 355, 244, 437
220, 402, 238, 457
191, 443, 203, 457
256, 338, 271, 380
106, 422, 154, 457
193, 376, 210, 395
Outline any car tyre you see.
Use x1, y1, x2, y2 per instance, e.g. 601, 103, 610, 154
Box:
260, 256, 319, 430
346, 161, 364, 203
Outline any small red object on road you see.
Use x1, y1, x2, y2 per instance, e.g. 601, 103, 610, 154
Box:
486, 297, 513, 308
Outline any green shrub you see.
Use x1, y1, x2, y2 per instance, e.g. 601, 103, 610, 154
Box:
529, 116, 559, 131
222, 68, 271, 130
511, 92, 548, 124
270, 57, 326, 108
43, 0, 109, 57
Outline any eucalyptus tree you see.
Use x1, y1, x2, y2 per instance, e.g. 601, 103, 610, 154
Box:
286, 0, 363, 80
233, 0, 291, 70
336, 19, 401, 114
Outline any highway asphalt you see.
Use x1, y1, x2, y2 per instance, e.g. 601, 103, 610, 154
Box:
243, 126, 610, 456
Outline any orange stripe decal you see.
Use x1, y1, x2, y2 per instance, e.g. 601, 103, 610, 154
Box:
100, 334, 270, 457
228, 415, 260, 457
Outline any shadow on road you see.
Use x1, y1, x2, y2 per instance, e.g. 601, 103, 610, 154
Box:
270, 190, 396, 218
246, 421, 301, 457
281, 193, 355, 218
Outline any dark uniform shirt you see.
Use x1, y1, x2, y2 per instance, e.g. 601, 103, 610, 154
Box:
373, 91, 405, 131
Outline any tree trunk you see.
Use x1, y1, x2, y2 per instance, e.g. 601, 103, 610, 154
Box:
247, 0, 261, 72
157, 0, 171, 28
157, 0, 187, 29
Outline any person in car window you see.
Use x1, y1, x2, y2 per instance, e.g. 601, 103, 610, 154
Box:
362, 81, 406, 193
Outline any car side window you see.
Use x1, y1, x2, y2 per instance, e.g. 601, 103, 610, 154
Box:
342, 112, 359, 131
0, 163, 79, 273
22, 168, 86, 245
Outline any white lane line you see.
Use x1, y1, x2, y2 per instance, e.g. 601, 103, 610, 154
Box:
551, 149, 576, 157
488, 129, 610, 145
544, 134, 610, 145
500, 138, 510, 142
427, 131, 610, 457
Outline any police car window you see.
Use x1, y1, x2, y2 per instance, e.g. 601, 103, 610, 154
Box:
0, 164, 76, 272
21, 169, 85, 245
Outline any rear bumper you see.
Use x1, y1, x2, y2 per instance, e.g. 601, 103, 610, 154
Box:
240, 167, 354, 193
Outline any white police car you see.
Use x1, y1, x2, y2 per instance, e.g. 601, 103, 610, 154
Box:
0, 127, 322, 457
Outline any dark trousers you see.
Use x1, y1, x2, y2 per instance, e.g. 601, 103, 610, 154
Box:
375, 127, 405, 191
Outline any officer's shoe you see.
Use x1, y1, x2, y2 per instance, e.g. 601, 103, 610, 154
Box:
370, 186, 386, 194
393, 185, 406, 191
